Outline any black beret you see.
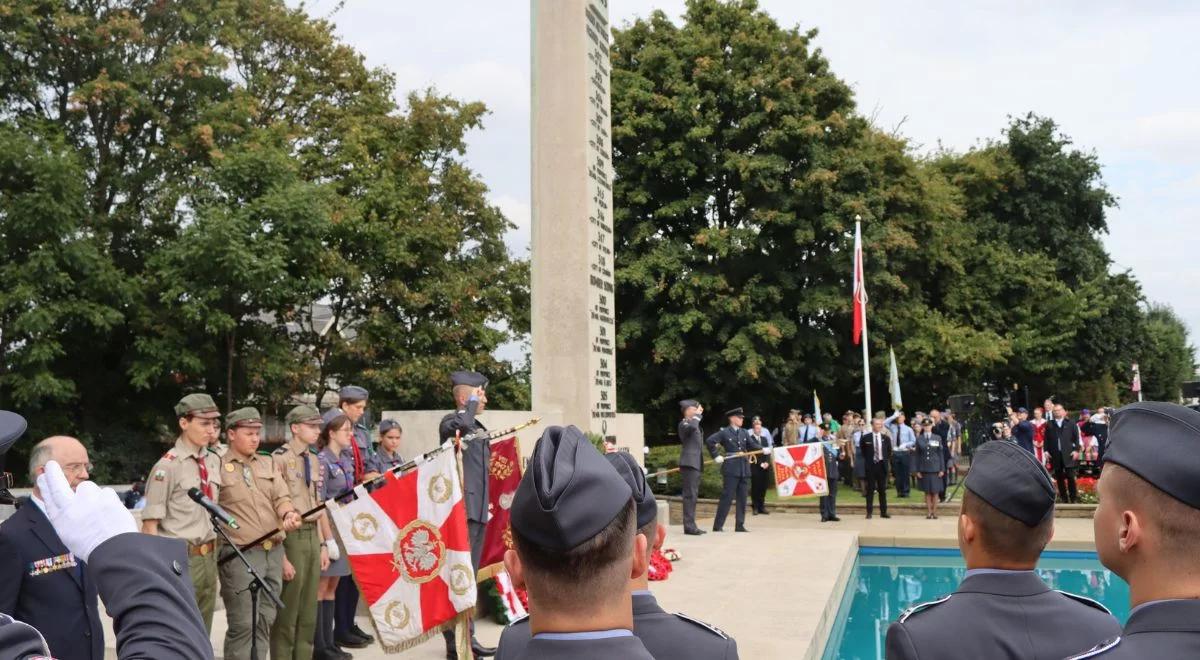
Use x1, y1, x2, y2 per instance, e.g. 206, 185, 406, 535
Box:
725, 407, 745, 418
605, 452, 656, 529
451, 371, 488, 389
679, 399, 699, 410
1104, 402, 1200, 509
965, 441, 1055, 526
511, 425, 632, 551
0, 410, 28, 456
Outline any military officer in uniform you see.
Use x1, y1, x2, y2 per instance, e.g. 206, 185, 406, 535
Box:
676, 399, 706, 535
439, 370, 496, 659
1065, 402, 1200, 659
496, 449, 738, 659
499, 425, 655, 660
914, 419, 945, 519
705, 407, 765, 533
141, 393, 225, 632
270, 405, 339, 660
818, 426, 841, 522
216, 407, 302, 660
885, 440, 1120, 660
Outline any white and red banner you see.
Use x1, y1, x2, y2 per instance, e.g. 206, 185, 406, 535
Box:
327, 444, 474, 653
852, 221, 868, 345
773, 444, 829, 498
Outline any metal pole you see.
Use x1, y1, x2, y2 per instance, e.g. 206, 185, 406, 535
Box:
858, 218, 872, 418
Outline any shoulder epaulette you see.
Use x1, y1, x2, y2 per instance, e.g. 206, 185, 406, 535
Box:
505, 614, 529, 628
898, 594, 953, 623
272, 446, 288, 455
1057, 590, 1114, 615
161, 451, 176, 462
1064, 637, 1121, 659
672, 612, 729, 639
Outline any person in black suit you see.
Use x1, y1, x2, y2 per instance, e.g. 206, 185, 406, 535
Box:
859, 418, 893, 518
0, 435, 104, 660
1044, 404, 1082, 503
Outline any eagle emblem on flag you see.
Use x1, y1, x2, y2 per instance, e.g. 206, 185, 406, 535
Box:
773, 444, 830, 498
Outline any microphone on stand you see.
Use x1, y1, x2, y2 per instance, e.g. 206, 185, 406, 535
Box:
187, 487, 239, 529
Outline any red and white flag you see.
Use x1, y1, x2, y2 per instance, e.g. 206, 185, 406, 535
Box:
852, 221, 867, 345
327, 444, 474, 653
773, 444, 829, 498
477, 436, 522, 581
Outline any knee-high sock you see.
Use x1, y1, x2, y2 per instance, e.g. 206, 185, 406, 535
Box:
334, 575, 359, 633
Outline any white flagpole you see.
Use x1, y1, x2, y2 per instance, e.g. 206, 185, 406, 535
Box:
857, 217, 872, 418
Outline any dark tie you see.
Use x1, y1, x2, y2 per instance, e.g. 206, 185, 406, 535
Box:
302, 451, 312, 487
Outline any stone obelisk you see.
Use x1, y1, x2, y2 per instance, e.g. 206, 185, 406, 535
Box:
530, 0, 617, 437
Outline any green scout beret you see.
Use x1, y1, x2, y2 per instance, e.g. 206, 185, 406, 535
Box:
175, 393, 220, 418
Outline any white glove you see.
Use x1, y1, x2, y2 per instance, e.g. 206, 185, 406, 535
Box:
325, 538, 341, 561
37, 460, 137, 562
761, 447, 771, 455
715, 455, 725, 464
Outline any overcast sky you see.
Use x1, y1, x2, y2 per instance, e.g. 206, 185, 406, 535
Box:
298, 0, 1200, 352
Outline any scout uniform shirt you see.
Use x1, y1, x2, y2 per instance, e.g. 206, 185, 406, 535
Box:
143, 437, 223, 548
271, 437, 323, 520
217, 450, 294, 547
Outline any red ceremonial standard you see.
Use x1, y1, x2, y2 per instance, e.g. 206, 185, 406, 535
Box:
772, 444, 829, 498
327, 443, 474, 652
477, 436, 523, 580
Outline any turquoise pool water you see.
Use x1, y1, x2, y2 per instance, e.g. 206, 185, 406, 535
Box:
822, 548, 1131, 660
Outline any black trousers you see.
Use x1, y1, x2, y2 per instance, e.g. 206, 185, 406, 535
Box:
750, 459, 771, 512
893, 454, 911, 496
713, 473, 749, 530
680, 467, 701, 532
864, 462, 888, 516
820, 478, 838, 519
1052, 456, 1078, 503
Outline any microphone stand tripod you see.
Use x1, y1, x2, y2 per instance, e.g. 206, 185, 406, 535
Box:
209, 513, 283, 660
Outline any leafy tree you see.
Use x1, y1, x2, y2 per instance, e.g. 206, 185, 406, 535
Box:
1136, 305, 1196, 402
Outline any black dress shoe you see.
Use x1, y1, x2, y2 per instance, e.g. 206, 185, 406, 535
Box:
820, 516, 829, 522
711, 527, 723, 532
335, 634, 369, 649
472, 638, 497, 657
830, 516, 841, 522
735, 526, 749, 532
684, 528, 706, 535
866, 513, 873, 519
350, 624, 374, 643
881, 513, 891, 519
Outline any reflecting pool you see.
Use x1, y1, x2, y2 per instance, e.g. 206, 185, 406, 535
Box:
822, 548, 1130, 660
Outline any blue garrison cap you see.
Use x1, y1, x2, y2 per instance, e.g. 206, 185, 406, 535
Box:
451, 371, 488, 389
1105, 402, 1200, 509
0, 410, 28, 456
679, 399, 699, 410
338, 385, 369, 401
378, 419, 402, 435
321, 408, 347, 430
605, 451, 656, 528
512, 425, 632, 551
965, 440, 1056, 526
